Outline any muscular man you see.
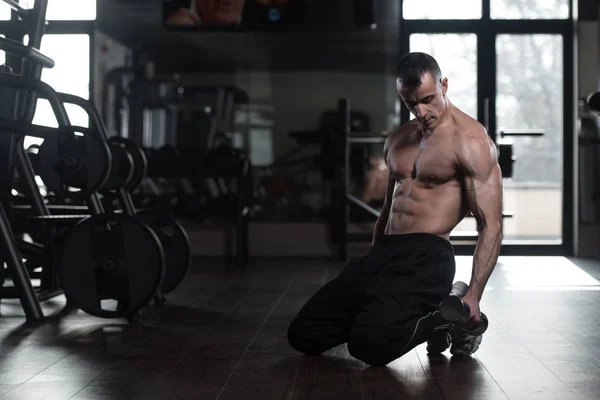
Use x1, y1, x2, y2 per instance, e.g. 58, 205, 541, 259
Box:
286, 52, 503, 367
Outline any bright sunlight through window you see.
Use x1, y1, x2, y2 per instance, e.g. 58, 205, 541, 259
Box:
18, 0, 96, 20
403, 0, 481, 19
24, 34, 90, 149
403, 0, 568, 20
502, 257, 600, 290
0, 2, 9, 20
491, 0, 569, 19
455, 256, 600, 292
0, 35, 5, 65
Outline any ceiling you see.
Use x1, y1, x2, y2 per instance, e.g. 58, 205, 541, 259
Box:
97, 0, 402, 74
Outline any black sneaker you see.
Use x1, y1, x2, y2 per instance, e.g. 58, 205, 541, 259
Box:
426, 323, 453, 354
450, 326, 483, 356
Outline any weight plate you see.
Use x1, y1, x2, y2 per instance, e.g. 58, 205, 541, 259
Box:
497, 142, 514, 179
156, 145, 183, 178
153, 218, 191, 293
144, 148, 159, 177
57, 213, 165, 318
37, 127, 112, 199
136, 208, 191, 293
587, 91, 600, 113
109, 137, 148, 193
101, 143, 134, 192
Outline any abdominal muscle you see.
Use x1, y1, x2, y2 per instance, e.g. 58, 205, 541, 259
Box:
384, 179, 467, 240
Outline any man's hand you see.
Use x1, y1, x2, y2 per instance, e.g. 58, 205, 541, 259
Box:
461, 292, 481, 329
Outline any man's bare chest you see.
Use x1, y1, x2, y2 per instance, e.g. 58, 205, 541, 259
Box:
387, 141, 457, 185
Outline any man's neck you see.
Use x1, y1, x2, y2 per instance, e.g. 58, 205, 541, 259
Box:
427, 102, 453, 134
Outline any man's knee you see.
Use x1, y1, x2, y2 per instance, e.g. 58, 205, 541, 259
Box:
287, 318, 327, 356
347, 332, 397, 367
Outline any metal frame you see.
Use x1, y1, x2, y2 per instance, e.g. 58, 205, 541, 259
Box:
0, 0, 50, 322
398, 0, 576, 256
0, 1, 96, 321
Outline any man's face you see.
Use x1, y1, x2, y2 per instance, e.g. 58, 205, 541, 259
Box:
196, 0, 246, 25
397, 72, 448, 130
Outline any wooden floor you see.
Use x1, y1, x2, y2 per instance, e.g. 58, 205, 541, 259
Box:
0, 255, 600, 400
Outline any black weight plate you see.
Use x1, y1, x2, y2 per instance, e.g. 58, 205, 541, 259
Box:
57, 214, 165, 318
38, 127, 112, 199
109, 137, 148, 193
145, 148, 159, 177
498, 142, 514, 178
156, 145, 183, 178
152, 219, 191, 293
101, 143, 134, 192
587, 91, 600, 113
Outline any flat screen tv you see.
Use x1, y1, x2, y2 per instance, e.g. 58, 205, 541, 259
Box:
163, 0, 307, 31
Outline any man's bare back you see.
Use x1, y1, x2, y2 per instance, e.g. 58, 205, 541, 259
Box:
382, 105, 499, 241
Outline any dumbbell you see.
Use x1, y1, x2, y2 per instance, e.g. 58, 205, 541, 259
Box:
439, 281, 489, 336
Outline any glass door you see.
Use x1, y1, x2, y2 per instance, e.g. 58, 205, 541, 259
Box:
494, 34, 564, 245
401, 1, 574, 254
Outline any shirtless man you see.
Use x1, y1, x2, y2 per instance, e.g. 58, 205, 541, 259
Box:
286, 52, 503, 367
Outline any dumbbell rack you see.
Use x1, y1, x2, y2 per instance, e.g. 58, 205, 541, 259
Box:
0, 0, 55, 322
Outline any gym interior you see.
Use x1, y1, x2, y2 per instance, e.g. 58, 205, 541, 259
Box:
1, 0, 600, 398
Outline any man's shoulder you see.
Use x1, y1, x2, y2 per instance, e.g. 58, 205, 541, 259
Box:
386, 120, 421, 144
450, 112, 492, 152
452, 113, 498, 172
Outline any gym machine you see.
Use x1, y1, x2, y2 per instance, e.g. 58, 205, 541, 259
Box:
102, 67, 253, 266
0, 0, 52, 322
140, 143, 253, 266
0, 1, 191, 322
101, 65, 248, 149
6, 81, 194, 320
578, 92, 600, 223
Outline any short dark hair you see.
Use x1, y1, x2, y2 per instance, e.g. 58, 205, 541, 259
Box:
395, 52, 442, 88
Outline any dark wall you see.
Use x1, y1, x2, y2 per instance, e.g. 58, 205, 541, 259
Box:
579, 0, 599, 21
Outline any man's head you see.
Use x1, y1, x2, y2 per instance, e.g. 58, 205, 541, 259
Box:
395, 52, 448, 130
195, 0, 246, 26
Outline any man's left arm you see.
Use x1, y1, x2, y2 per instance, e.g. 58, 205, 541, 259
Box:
458, 128, 504, 324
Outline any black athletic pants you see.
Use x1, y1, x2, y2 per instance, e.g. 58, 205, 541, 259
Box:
287, 233, 456, 367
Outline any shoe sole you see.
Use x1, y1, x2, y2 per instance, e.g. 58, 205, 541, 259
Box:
450, 335, 482, 356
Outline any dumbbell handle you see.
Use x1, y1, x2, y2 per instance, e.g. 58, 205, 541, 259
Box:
439, 281, 489, 336
439, 294, 470, 321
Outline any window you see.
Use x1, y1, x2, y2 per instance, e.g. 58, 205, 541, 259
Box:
25, 34, 90, 149
0, 2, 9, 20
408, 34, 478, 120
235, 104, 274, 166
18, 0, 96, 20
491, 0, 569, 19
496, 34, 563, 184
496, 34, 563, 242
0, 35, 5, 65
403, 0, 481, 20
